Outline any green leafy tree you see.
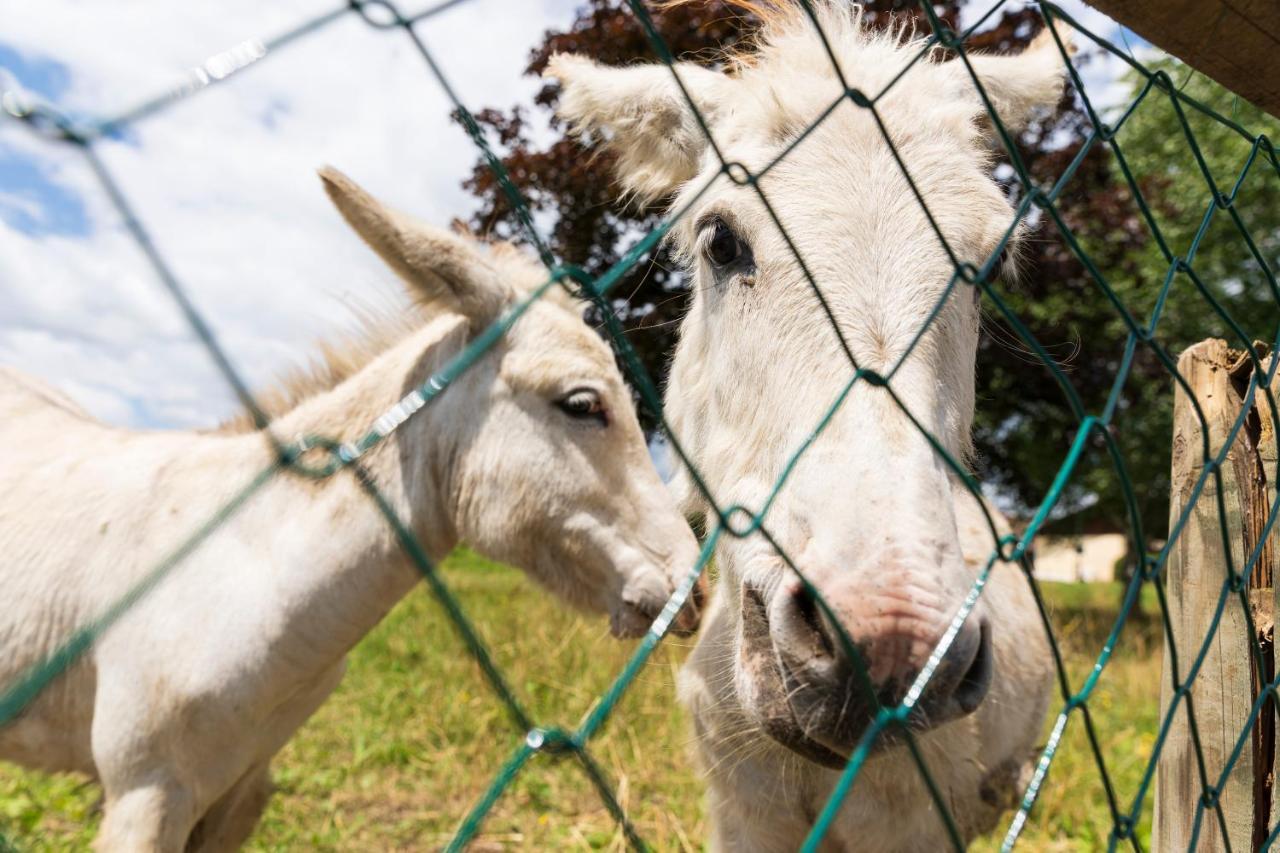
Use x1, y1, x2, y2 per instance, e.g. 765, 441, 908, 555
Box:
977, 60, 1280, 544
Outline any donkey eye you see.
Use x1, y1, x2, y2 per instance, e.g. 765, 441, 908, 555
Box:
706, 219, 744, 268
556, 388, 608, 426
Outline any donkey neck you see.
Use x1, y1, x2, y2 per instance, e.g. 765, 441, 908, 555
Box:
217, 314, 480, 666
270, 313, 472, 561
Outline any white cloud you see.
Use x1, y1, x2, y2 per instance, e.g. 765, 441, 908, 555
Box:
0, 0, 578, 428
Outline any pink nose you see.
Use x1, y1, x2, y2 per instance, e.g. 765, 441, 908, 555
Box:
768, 580, 992, 716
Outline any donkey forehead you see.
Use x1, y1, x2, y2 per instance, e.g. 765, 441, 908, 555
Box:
685, 37, 1004, 240
681, 109, 1009, 274
500, 302, 620, 391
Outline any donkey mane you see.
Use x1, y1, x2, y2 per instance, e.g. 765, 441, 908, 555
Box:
219, 235, 573, 433
217, 302, 429, 433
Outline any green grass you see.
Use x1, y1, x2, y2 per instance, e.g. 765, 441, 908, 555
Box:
2, 551, 1164, 850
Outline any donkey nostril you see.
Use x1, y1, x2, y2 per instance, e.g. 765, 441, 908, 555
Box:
952, 621, 993, 713
789, 582, 835, 657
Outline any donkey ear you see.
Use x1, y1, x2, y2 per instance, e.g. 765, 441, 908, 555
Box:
953, 21, 1076, 131
547, 54, 731, 202
319, 167, 512, 329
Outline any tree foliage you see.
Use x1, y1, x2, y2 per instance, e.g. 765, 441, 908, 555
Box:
986, 60, 1280, 543
461, 1, 1280, 544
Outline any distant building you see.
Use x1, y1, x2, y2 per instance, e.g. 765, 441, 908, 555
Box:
1029, 532, 1128, 583
1009, 515, 1132, 584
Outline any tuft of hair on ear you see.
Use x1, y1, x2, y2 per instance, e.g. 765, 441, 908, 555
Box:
545, 53, 728, 205
1028, 17, 1079, 59
957, 17, 1076, 134
318, 165, 514, 330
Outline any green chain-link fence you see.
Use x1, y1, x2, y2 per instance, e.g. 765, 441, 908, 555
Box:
2, 0, 1278, 849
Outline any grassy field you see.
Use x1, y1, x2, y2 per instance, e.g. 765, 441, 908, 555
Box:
2, 551, 1165, 851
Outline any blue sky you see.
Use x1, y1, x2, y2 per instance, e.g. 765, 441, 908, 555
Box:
0, 143, 88, 236
0, 43, 69, 100
0, 44, 88, 237
0, 0, 1139, 429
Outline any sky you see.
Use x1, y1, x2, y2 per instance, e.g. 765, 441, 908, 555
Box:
0, 0, 1145, 430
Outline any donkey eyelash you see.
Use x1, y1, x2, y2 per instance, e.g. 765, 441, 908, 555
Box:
692, 211, 742, 248
691, 215, 723, 258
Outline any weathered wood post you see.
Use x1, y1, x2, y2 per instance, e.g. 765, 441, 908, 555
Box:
1155, 339, 1276, 850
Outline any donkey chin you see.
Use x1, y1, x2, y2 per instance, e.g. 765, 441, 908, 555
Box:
735, 580, 995, 770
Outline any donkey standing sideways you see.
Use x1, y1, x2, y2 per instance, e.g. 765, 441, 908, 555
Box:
551, 2, 1065, 848
0, 168, 700, 851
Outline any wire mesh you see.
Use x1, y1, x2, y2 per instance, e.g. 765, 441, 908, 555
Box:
1, 0, 1278, 850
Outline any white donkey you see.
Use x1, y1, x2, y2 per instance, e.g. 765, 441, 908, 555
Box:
551, 2, 1067, 848
0, 168, 701, 851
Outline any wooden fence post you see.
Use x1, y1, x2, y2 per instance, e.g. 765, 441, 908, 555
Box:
1155, 339, 1276, 850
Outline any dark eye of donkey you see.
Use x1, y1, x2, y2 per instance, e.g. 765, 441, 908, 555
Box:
707, 219, 743, 267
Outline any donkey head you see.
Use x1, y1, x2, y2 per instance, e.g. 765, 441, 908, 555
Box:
550, 3, 1069, 760
320, 168, 703, 639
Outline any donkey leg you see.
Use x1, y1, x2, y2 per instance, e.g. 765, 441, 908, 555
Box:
185, 660, 347, 852
184, 763, 272, 853
95, 778, 197, 853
